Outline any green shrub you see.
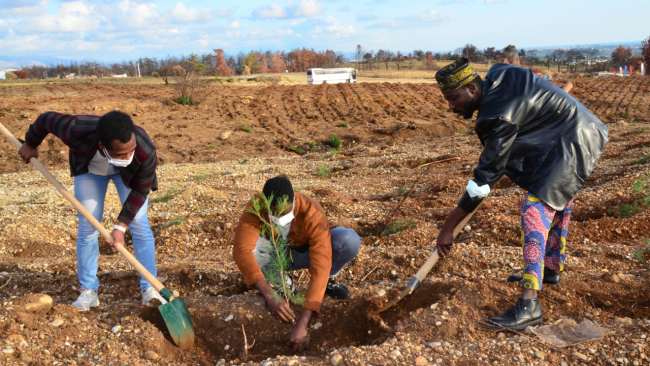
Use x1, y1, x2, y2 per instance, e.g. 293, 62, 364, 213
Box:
382, 220, 417, 237
307, 140, 315, 152
289, 146, 303, 155
195, 172, 209, 181
316, 165, 331, 177
155, 188, 181, 203
156, 216, 185, 234
242, 123, 252, 133
151, 71, 160, 77
342, 122, 350, 128
208, 143, 216, 149
328, 134, 341, 148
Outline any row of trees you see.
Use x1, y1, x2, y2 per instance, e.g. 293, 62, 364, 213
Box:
7, 39, 649, 79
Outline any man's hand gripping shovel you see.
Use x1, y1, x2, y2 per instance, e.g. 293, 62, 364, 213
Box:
378, 81, 574, 313
0, 123, 196, 350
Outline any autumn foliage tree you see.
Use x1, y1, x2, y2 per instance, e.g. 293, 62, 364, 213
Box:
611, 45, 632, 68
424, 52, 438, 71
270, 51, 287, 73
641, 37, 650, 72
213, 49, 233, 76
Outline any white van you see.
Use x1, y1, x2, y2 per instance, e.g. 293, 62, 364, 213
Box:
307, 68, 356, 84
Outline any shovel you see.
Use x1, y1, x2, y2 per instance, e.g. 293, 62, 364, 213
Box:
0, 122, 195, 350
378, 200, 483, 313
378, 82, 574, 313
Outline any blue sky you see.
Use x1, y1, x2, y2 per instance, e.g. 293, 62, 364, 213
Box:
0, 0, 648, 61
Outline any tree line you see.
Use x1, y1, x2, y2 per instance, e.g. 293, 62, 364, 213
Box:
6, 39, 649, 80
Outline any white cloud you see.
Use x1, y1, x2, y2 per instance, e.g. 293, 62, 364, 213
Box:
1, 0, 48, 16
98, 1, 160, 31
249, 28, 294, 39
252, 0, 325, 19
371, 36, 389, 45
368, 9, 456, 28
252, 4, 288, 19
310, 16, 354, 38
485, 0, 506, 3
289, 0, 325, 17
356, 14, 377, 21
291, 18, 307, 26
23, 1, 97, 33
168, 3, 214, 24
229, 20, 242, 29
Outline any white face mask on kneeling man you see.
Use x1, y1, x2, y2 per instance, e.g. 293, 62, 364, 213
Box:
269, 201, 295, 240
103, 147, 135, 167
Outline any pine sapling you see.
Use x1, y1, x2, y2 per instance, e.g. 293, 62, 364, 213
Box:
247, 194, 305, 307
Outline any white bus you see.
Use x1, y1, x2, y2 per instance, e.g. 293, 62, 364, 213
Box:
307, 68, 357, 84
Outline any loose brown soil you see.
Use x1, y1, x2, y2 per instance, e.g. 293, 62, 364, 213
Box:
2, 77, 650, 365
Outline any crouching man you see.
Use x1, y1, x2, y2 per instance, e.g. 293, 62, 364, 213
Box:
233, 176, 361, 352
18, 111, 166, 310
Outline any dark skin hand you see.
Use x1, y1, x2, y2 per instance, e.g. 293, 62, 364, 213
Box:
254, 280, 312, 352
18, 134, 137, 251
435, 206, 469, 257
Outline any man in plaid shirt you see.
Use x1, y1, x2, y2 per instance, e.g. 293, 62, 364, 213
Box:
19, 111, 166, 310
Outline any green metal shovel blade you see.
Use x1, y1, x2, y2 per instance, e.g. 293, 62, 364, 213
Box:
158, 288, 195, 350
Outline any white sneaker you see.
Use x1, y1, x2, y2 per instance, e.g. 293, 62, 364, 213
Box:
72, 289, 99, 311
142, 287, 168, 306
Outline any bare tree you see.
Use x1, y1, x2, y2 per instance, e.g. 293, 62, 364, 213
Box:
554, 49, 566, 73
355, 44, 364, 71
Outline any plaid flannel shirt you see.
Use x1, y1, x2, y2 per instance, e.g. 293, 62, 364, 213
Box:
25, 112, 158, 225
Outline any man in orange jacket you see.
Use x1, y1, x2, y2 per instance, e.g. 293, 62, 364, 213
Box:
233, 176, 361, 352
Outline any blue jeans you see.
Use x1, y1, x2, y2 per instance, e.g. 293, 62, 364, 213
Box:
254, 227, 361, 278
74, 173, 157, 292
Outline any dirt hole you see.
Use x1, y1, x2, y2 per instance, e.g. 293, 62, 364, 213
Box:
136, 282, 449, 364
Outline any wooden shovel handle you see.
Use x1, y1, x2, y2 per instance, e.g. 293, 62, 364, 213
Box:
0, 122, 165, 293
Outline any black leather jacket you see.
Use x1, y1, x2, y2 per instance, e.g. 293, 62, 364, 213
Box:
458, 64, 609, 212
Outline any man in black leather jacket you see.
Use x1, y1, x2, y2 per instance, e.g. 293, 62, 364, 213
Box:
434, 59, 609, 330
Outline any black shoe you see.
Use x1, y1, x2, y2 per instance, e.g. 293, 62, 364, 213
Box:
543, 267, 561, 285
325, 278, 351, 299
488, 298, 543, 331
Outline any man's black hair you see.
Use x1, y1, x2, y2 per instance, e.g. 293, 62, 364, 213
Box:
97, 111, 137, 150
263, 176, 294, 206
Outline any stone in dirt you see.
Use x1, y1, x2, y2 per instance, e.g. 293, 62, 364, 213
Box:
143, 351, 159, 360
17, 293, 53, 313
572, 351, 588, 361
414, 356, 428, 365
375, 288, 386, 297
219, 131, 232, 140
50, 318, 65, 327
602, 273, 619, 283
330, 353, 343, 366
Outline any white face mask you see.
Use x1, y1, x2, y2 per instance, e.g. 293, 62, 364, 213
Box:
269, 201, 295, 239
103, 147, 134, 167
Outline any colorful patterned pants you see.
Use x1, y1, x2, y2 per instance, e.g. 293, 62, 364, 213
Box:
521, 192, 574, 291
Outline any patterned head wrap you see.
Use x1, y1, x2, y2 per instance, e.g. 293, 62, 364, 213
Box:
435, 58, 479, 95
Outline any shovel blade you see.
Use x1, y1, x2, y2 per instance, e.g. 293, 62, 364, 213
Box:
158, 290, 195, 350
378, 277, 421, 313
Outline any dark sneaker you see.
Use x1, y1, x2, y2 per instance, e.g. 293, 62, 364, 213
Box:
488, 298, 543, 331
325, 278, 351, 299
543, 267, 561, 285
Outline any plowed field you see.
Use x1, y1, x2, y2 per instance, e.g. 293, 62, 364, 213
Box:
558, 76, 650, 123
0, 80, 469, 174
2, 77, 650, 366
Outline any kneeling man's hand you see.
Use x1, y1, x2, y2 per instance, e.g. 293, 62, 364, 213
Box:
288, 310, 313, 352
267, 294, 296, 323
109, 229, 125, 251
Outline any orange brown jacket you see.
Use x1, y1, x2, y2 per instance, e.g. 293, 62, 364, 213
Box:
233, 192, 336, 312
